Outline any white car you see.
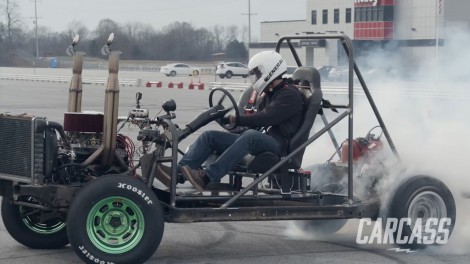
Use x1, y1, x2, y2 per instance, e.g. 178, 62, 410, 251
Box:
216, 62, 249, 78
161, 63, 201, 77
282, 66, 297, 79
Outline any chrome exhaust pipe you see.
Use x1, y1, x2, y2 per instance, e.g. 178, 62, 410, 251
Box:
66, 35, 84, 113
81, 33, 126, 170
67, 52, 84, 112
100, 50, 121, 169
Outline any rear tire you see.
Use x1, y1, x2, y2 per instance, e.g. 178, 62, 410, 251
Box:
67, 175, 164, 264
294, 219, 348, 236
388, 175, 456, 249
294, 180, 347, 236
192, 70, 200, 76
1, 196, 68, 249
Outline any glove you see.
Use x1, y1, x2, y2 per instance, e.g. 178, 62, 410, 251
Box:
221, 116, 231, 125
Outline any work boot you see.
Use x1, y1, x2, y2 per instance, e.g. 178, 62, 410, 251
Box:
181, 165, 210, 192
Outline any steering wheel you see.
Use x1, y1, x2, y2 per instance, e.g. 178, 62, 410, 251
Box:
209, 88, 239, 130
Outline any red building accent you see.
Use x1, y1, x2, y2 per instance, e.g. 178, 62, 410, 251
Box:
354, 0, 395, 40
354, 22, 394, 39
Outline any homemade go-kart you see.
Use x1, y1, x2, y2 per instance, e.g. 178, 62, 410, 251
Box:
0, 34, 456, 264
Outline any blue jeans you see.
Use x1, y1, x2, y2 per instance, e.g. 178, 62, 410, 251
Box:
179, 129, 281, 182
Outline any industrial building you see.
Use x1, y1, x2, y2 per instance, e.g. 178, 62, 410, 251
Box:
250, 0, 470, 76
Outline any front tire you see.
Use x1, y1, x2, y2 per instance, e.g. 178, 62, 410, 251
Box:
192, 70, 200, 76
170, 71, 176, 77
219, 74, 225, 79
67, 175, 164, 264
1, 196, 68, 249
225, 71, 233, 78
388, 175, 456, 249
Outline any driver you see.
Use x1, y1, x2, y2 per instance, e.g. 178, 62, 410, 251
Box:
157, 51, 305, 192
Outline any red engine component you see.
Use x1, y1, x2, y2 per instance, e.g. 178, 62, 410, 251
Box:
340, 138, 383, 163
63, 112, 104, 133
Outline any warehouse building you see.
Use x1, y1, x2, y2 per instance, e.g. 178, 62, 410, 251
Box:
250, 0, 470, 76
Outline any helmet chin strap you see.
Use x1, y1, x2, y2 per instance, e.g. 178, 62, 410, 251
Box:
266, 78, 283, 92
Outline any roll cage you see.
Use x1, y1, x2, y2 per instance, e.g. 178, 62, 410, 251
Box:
151, 34, 400, 223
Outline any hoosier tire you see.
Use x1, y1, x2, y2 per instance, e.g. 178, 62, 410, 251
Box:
388, 175, 456, 249
67, 175, 164, 264
1, 196, 68, 249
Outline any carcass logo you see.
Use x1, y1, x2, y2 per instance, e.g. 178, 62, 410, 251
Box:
356, 218, 451, 246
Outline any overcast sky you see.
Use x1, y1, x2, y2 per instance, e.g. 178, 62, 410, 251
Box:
15, 0, 306, 40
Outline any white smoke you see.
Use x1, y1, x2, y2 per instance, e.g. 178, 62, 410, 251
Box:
285, 22, 470, 253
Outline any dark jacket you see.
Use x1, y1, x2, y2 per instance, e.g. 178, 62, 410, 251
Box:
237, 79, 305, 154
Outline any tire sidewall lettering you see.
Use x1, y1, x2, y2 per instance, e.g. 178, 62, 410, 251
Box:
117, 182, 153, 205
78, 245, 115, 264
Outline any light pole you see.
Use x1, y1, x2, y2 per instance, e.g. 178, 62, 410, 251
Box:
248, 0, 251, 44
435, 0, 442, 79
34, 0, 39, 58
242, 0, 257, 45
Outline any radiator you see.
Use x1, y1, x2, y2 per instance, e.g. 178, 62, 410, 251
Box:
0, 115, 46, 183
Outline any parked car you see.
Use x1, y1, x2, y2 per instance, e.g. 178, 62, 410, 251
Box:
318, 65, 335, 80
327, 66, 348, 81
161, 63, 201, 77
216, 62, 249, 78
283, 66, 297, 79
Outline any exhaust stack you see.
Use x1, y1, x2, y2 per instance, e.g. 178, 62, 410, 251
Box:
66, 35, 84, 113
100, 49, 121, 169
81, 33, 125, 170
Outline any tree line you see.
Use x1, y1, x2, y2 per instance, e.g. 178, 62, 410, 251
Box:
0, 0, 248, 66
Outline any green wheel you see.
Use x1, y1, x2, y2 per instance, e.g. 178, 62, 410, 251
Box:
86, 196, 145, 254
1, 196, 68, 249
67, 175, 164, 264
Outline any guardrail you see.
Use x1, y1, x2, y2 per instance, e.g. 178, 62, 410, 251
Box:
210, 82, 251, 91
0, 73, 142, 87
210, 82, 470, 100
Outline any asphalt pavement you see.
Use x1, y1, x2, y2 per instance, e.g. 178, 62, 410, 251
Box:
0, 68, 469, 263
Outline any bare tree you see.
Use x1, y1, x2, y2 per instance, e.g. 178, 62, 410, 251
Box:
89, 19, 126, 57
212, 25, 239, 53
0, 8, 247, 64
240, 25, 249, 47
124, 22, 150, 41
1, 0, 22, 52
226, 25, 238, 42
66, 20, 89, 40
213, 25, 224, 52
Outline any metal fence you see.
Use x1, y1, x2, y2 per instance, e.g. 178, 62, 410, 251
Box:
0, 73, 142, 87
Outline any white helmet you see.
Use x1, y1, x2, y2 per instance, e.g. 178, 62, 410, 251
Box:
248, 51, 287, 93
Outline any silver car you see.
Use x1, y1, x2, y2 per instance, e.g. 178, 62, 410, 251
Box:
216, 62, 249, 79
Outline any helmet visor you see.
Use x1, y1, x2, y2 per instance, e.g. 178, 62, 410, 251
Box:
249, 66, 263, 85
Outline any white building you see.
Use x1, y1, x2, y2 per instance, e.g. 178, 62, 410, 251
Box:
250, 0, 470, 74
